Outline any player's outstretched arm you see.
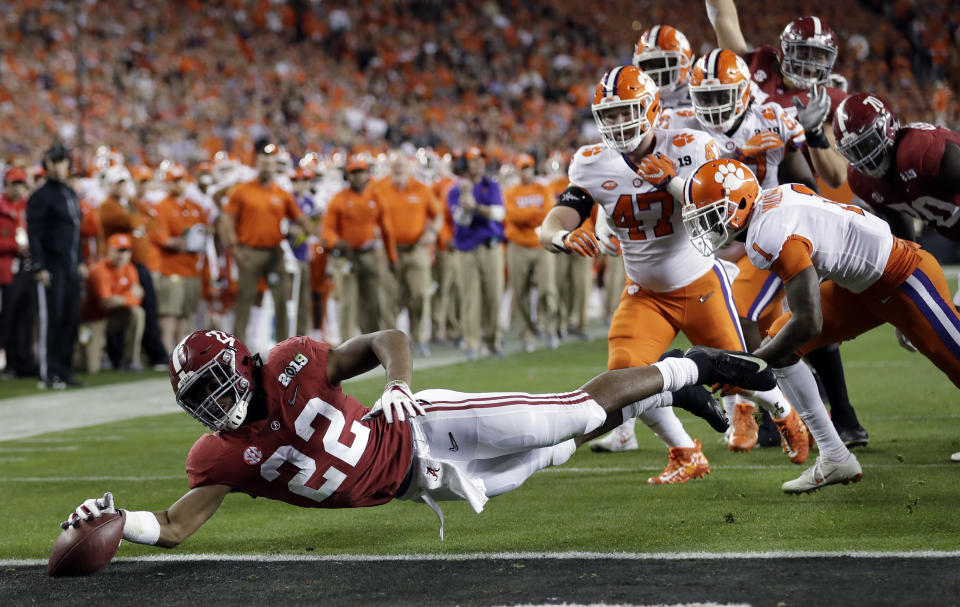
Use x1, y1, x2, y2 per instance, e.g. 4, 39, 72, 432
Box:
327, 329, 413, 387
753, 265, 822, 367
706, 0, 748, 55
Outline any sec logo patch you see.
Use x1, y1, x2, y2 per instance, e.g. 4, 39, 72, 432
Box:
633, 178, 644, 187
243, 446, 263, 465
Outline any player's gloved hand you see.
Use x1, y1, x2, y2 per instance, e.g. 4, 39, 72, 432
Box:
563, 226, 601, 257
740, 130, 785, 159
62, 492, 117, 529
895, 328, 918, 353
636, 152, 677, 188
362, 380, 424, 423
594, 210, 621, 256
792, 84, 831, 136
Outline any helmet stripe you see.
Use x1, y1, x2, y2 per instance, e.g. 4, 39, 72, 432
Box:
811, 16, 822, 36
650, 25, 662, 48
707, 49, 722, 78
605, 65, 623, 97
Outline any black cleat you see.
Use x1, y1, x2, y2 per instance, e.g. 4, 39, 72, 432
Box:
836, 424, 869, 448
756, 408, 783, 447
684, 346, 777, 391
672, 384, 729, 433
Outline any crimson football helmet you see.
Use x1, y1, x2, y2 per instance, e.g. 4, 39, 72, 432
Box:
592, 66, 662, 152
169, 330, 258, 432
682, 159, 761, 256
780, 16, 839, 89
632, 25, 694, 92
689, 49, 753, 132
832, 93, 899, 178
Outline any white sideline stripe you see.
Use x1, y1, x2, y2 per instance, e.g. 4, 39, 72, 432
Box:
4, 550, 960, 568
0, 446, 79, 453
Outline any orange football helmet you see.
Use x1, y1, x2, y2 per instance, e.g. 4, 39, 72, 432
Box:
592, 66, 661, 152
632, 25, 694, 92
689, 49, 753, 132
681, 159, 761, 256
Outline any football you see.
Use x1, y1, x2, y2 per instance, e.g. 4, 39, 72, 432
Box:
47, 513, 124, 577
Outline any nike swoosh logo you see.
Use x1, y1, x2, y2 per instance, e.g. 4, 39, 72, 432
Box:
699, 291, 714, 303
726, 352, 769, 373
287, 384, 299, 407
448, 432, 459, 452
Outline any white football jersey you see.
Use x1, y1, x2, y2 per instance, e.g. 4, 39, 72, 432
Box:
664, 101, 805, 189
659, 85, 691, 110
746, 184, 894, 294
569, 129, 720, 292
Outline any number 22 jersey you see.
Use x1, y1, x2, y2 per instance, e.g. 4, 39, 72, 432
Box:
186, 337, 412, 508
569, 128, 720, 292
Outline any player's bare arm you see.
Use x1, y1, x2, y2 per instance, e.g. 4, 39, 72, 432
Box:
327, 328, 413, 387
807, 129, 848, 188
154, 485, 231, 548
940, 141, 960, 197
705, 0, 748, 55
753, 265, 822, 367
778, 147, 820, 192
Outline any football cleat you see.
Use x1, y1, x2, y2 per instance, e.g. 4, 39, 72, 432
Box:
835, 423, 869, 449
774, 408, 810, 464
728, 402, 759, 452
647, 439, 710, 484
684, 346, 777, 391
951, 451, 960, 463
781, 454, 862, 494
672, 384, 728, 433
590, 421, 638, 452
756, 408, 783, 447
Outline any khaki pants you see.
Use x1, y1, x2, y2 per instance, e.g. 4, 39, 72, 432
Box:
456, 243, 504, 352
334, 247, 390, 340
84, 306, 145, 373
603, 256, 626, 324
234, 245, 290, 344
296, 260, 311, 337
555, 253, 591, 333
431, 248, 460, 341
507, 242, 557, 344
394, 244, 432, 344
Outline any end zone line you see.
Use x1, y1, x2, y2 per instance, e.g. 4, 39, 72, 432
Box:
5, 550, 960, 567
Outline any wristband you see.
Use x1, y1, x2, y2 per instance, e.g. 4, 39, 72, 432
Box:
805, 128, 830, 149
120, 509, 162, 545
666, 176, 685, 201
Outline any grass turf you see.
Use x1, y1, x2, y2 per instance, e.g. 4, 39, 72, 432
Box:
2, 323, 958, 559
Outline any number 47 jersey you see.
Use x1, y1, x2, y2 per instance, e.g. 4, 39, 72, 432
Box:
570, 128, 721, 292
186, 337, 413, 509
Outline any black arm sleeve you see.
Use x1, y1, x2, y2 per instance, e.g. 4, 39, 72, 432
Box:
940, 142, 960, 197
555, 186, 595, 225
873, 205, 916, 241
25, 187, 49, 271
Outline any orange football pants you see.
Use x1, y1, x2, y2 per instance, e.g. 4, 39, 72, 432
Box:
608, 260, 746, 369
768, 250, 960, 388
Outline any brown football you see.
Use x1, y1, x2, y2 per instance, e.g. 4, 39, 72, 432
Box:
47, 512, 124, 577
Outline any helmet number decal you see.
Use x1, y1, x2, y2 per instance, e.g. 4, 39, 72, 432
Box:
259, 398, 370, 503
612, 192, 675, 240
862, 96, 886, 114
205, 330, 236, 347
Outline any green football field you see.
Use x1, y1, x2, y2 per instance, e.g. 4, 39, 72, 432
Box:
2, 321, 958, 561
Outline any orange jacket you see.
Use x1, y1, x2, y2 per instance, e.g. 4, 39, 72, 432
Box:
82, 259, 142, 321
321, 186, 398, 263
225, 180, 302, 248
374, 177, 440, 246
503, 181, 553, 248
152, 196, 208, 277
98, 196, 162, 271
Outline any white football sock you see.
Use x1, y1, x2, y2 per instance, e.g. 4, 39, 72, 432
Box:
652, 357, 700, 392
639, 407, 695, 448
748, 386, 792, 419
622, 392, 674, 421
775, 361, 849, 462
721, 394, 738, 421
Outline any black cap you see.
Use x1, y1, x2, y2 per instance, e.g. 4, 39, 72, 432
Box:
43, 142, 70, 164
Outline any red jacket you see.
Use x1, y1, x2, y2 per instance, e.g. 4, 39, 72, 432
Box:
0, 194, 26, 285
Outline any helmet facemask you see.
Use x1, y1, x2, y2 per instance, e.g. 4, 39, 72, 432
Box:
683, 197, 742, 256
175, 348, 253, 432
781, 40, 838, 89
592, 97, 654, 153
635, 51, 687, 91
691, 80, 748, 132
836, 117, 897, 178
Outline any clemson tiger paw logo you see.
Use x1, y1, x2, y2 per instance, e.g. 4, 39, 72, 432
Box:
714, 162, 753, 192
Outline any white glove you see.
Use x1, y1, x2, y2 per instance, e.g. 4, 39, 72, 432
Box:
361, 380, 425, 423
594, 210, 621, 256
827, 73, 848, 93
792, 84, 831, 135
62, 492, 117, 529
895, 328, 917, 353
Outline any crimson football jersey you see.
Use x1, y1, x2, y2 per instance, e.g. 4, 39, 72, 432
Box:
847, 123, 960, 240
186, 337, 412, 508
747, 45, 846, 120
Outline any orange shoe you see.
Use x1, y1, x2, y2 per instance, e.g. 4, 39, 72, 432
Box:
647, 439, 710, 485
728, 402, 758, 452
774, 408, 810, 464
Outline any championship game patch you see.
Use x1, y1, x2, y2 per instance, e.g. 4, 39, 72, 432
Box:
243, 446, 263, 465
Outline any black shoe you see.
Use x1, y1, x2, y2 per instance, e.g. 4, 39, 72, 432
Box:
63, 376, 84, 388
836, 424, 869, 448
756, 408, 782, 447
684, 346, 777, 391
672, 384, 729, 433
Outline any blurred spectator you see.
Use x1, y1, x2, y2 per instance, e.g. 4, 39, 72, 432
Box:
81, 233, 145, 373
153, 164, 208, 352
428, 155, 461, 346
545, 156, 591, 340
221, 144, 313, 343
502, 153, 558, 352
374, 152, 442, 355
28, 143, 85, 389
0, 167, 32, 376
97, 165, 168, 367
289, 166, 323, 336
447, 147, 505, 359
321, 156, 397, 340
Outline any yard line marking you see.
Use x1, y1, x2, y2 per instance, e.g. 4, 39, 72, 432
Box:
0, 475, 184, 482
4, 550, 960, 568
0, 446, 79, 453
